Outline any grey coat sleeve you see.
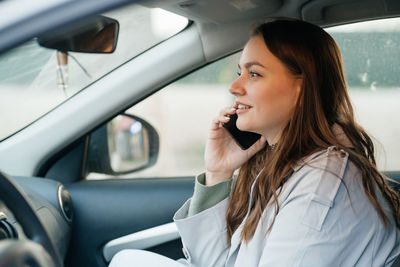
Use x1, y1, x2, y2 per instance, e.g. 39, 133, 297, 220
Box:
174, 193, 230, 266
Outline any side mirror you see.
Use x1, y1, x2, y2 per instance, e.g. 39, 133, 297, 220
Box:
87, 114, 159, 175
37, 15, 119, 53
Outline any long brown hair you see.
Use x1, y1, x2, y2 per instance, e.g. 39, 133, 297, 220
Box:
226, 19, 400, 244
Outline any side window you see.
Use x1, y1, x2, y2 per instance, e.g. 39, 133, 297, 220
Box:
87, 53, 240, 179
327, 17, 400, 171
125, 54, 240, 177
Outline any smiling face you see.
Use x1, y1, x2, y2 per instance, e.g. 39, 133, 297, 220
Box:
229, 35, 302, 144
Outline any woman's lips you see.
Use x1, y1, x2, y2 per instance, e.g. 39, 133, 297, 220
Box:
236, 103, 252, 114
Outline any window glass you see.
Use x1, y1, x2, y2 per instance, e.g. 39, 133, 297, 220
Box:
0, 4, 187, 141
86, 54, 240, 179
121, 54, 241, 178
327, 17, 400, 171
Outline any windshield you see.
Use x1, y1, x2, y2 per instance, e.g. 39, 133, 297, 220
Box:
0, 4, 188, 141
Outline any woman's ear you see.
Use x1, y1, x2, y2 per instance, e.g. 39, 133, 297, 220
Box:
294, 77, 303, 104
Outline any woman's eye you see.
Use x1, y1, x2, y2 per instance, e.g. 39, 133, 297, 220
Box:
236, 71, 241, 76
250, 71, 260, 78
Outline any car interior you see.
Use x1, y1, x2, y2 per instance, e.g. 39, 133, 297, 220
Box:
0, 0, 400, 266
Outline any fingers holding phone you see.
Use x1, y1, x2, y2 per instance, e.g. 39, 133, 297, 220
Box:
209, 106, 237, 132
204, 106, 266, 185
223, 113, 261, 150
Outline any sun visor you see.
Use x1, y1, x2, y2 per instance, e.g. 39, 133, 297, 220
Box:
302, 0, 400, 26
151, 0, 282, 24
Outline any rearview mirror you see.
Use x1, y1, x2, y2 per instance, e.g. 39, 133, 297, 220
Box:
37, 15, 119, 53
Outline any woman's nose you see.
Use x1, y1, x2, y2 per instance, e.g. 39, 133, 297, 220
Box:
229, 76, 246, 96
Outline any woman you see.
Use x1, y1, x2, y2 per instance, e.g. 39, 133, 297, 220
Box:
110, 19, 400, 266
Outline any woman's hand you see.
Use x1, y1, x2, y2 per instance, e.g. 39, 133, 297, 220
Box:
204, 105, 266, 186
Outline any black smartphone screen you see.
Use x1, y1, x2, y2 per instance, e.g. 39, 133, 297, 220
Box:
222, 113, 261, 150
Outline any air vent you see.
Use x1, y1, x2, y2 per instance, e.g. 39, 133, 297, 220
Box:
57, 185, 73, 223
0, 212, 18, 239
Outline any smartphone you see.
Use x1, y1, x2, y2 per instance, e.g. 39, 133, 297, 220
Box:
223, 113, 261, 150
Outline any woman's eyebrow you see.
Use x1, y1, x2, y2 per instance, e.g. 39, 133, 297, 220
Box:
238, 61, 266, 69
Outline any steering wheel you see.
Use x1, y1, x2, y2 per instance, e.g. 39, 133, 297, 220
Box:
0, 170, 62, 267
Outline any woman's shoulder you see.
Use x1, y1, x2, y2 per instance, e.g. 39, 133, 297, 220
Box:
291, 146, 352, 174
281, 146, 358, 208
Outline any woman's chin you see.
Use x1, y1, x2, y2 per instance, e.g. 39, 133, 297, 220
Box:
236, 119, 262, 134
237, 124, 262, 135
236, 123, 252, 133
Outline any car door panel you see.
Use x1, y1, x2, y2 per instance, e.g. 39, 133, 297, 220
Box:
64, 177, 194, 267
